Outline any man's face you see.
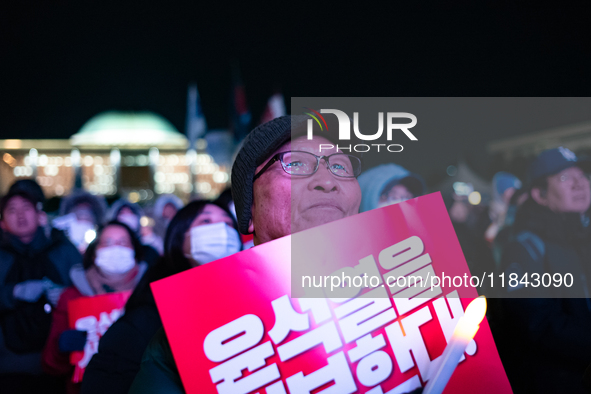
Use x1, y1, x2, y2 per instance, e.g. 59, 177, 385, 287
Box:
250, 136, 361, 244
538, 166, 591, 214
0, 195, 40, 241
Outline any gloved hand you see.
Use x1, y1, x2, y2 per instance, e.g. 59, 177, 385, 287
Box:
45, 286, 65, 307
12, 280, 48, 303
58, 329, 87, 352
43, 277, 65, 307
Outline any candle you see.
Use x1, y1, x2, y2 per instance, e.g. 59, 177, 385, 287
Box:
423, 296, 487, 394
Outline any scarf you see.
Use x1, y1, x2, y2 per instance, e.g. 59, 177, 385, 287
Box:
84, 264, 142, 295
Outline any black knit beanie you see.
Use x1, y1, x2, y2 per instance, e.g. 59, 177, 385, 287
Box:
231, 115, 296, 234
231, 114, 356, 234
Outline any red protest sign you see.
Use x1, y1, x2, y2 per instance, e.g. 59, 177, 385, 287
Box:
67, 291, 131, 382
152, 192, 512, 393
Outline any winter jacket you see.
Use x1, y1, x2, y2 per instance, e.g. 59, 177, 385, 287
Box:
127, 327, 184, 394
80, 261, 171, 394
496, 200, 591, 393
41, 262, 147, 394
0, 227, 81, 374
41, 286, 85, 394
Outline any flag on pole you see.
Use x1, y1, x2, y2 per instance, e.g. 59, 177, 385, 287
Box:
230, 66, 251, 143
185, 83, 207, 149
259, 92, 286, 125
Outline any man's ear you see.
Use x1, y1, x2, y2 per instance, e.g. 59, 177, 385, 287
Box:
0, 220, 6, 231
530, 187, 548, 207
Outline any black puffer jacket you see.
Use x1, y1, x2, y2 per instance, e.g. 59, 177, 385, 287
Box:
0, 227, 81, 373
496, 200, 591, 393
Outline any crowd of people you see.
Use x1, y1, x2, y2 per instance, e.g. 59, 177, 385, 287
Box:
1, 114, 590, 393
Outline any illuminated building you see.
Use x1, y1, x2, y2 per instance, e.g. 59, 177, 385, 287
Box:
0, 111, 231, 202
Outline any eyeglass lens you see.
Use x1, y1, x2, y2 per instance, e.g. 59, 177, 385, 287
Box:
281, 151, 359, 177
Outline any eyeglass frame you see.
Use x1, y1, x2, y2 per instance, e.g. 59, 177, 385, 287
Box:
252, 150, 362, 182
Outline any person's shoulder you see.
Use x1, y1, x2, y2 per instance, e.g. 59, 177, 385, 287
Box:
143, 327, 174, 364
503, 230, 544, 261
49, 228, 82, 260
128, 328, 184, 394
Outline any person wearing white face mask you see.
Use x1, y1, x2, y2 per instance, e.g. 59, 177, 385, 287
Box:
184, 218, 242, 266
108, 199, 160, 266
42, 221, 148, 394
80, 201, 241, 394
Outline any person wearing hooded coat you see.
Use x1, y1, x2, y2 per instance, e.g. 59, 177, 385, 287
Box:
357, 163, 427, 213
140, 194, 183, 255
108, 199, 159, 267
53, 190, 107, 253
151, 194, 183, 239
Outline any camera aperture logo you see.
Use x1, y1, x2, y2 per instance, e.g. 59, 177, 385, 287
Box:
303, 108, 417, 153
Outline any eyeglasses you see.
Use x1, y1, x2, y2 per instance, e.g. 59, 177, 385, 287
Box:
253, 151, 362, 181
558, 172, 590, 183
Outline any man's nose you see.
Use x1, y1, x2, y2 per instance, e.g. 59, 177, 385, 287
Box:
308, 160, 339, 192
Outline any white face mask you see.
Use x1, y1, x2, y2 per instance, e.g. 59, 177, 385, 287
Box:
118, 213, 139, 231
95, 245, 136, 275
187, 222, 241, 266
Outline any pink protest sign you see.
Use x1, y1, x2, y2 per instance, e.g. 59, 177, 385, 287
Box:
67, 291, 131, 382
152, 192, 512, 393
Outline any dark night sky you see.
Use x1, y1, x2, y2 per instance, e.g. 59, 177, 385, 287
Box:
2, 2, 590, 181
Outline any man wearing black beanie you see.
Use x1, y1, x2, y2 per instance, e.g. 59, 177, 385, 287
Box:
128, 115, 371, 393
231, 114, 362, 244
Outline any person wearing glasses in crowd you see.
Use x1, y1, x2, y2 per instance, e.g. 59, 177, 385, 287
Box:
128, 115, 361, 392
128, 116, 422, 393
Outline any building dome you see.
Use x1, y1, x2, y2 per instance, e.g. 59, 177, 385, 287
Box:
70, 111, 187, 149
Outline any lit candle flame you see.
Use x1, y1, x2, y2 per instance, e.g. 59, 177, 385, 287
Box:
464, 295, 487, 326
455, 295, 487, 340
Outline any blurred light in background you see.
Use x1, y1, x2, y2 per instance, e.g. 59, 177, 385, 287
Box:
84, 229, 96, 244
468, 191, 482, 205
453, 182, 474, 196
447, 165, 457, 176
